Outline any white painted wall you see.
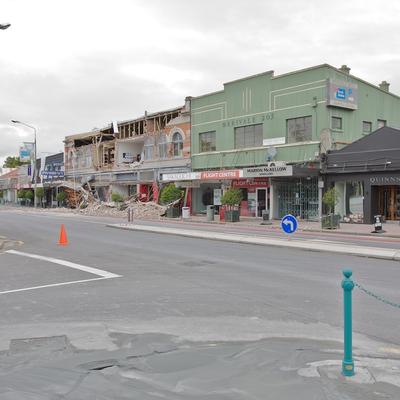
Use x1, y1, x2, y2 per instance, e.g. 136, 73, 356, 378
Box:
117, 140, 144, 164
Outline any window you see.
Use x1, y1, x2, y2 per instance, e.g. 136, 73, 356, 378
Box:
144, 136, 154, 160
172, 132, 183, 157
362, 121, 372, 134
331, 116, 343, 130
377, 119, 386, 129
158, 134, 168, 159
287, 116, 312, 143
234, 124, 263, 149
199, 131, 216, 152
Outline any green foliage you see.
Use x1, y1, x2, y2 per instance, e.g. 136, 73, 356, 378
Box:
56, 191, 66, 203
322, 187, 339, 214
159, 184, 183, 205
111, 192, 124, 203
25, 190, 34, 201
35, 187, 45, 200
17, 189, 26, 199
0, 190, 3, 198
3, 156, 28, 168
221, 188, 243, 206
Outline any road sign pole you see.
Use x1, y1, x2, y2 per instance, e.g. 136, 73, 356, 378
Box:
342, 269, 355, 376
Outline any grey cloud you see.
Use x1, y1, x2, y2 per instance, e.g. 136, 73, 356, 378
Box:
2, 0, 400, 164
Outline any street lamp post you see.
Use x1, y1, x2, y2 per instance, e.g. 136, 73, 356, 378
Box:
11, 120, 38, 208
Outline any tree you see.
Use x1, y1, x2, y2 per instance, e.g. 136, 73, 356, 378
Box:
36, 187, 45, 204
159, 184, 183, 205
3, 156, 29, 168
25, 190, 34, 203
56, 191, 66, 205
17, 189, 26, 199
221, 188, 243, 207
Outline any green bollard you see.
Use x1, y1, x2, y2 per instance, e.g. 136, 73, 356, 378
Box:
342, 269, 355, 376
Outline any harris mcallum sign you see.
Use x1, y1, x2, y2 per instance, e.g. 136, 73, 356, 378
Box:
243, 163, 293, 178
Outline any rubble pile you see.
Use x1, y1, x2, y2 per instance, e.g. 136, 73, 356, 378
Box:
78, 202, 125, 217
125, 200, 167, 219
58, 183, 168, 219
78, 198, 167, 219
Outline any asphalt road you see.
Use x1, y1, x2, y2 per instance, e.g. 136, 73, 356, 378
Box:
0, 208, 399, 344
1, 209, 400, 398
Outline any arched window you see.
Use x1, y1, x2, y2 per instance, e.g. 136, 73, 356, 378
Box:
172, 132, 183, 157
158, 134, 168, 159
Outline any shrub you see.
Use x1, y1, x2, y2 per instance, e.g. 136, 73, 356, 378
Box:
221, 188, 243, 206
322, 187, 339, 214
17, 189, 26, 199
159, 183, 183, 205
0, 190, 3, 198
111, 192, 124, 203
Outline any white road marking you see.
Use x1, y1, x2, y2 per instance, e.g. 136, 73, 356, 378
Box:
0, 277, 109, 295
5, 250, 121, 279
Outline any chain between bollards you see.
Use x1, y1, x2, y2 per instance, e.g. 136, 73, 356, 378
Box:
342, 269, 355, 376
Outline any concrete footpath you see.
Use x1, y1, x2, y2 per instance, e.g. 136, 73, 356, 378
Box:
170, 214, 400, 239
108, 223, 400, 261
1, 331, 399, 399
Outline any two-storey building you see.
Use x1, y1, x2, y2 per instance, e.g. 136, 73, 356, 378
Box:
188, 64, 400, 219
64, 100, 191, 204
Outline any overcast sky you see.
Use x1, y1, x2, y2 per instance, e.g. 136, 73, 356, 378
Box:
1, 0, 399, 165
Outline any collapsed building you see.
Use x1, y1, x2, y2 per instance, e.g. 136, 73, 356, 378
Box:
64, 98, 191, 206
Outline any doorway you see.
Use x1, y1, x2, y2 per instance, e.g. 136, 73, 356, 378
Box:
256, 188, 268, 217
377, 186, 400, 220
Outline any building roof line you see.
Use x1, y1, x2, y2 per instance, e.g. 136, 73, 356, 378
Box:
192, 63, 400, 101
272, 63, 400, 99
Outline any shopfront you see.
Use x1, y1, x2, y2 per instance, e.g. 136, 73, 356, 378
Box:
272, 176, 320, 220
325, 173, 400, 223
232, 178, 270, 217
323, 127, 400, 224
163, 163, 319, 219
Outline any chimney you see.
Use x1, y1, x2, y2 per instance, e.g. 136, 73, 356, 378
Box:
379, 81, 390, 92
339, 65, 351, 74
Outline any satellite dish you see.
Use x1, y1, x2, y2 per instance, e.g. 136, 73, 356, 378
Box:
266, 146, 277, 161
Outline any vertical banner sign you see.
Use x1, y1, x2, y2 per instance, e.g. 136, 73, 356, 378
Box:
19, 142, 34, 162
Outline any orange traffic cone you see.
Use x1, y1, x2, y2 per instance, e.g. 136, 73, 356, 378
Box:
58, 224, 69, 246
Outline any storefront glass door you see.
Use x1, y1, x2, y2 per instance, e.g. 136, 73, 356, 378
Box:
378, 186, 400, 220
256, 188, 267, 217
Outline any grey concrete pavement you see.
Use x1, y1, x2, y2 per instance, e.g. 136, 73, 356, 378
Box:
1, 209, 400, 398
2, 334, 400, 399
108, 223, 400, 261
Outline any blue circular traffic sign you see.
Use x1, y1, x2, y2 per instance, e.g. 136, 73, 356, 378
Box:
281, 214, 298, 234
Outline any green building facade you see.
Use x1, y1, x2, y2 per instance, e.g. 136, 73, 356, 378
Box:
189, 64, 400, 219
